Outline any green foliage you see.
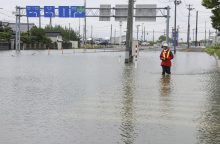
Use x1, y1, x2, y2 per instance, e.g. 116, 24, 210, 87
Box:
158, 35, 166, 42
202, 0, 220, 30
45, 25, 80, 42
0, 25, 13, 41
205, 45, 220, 59
158, 35, 172, 43
21, 25, 80, 44
21, 27, 51, 44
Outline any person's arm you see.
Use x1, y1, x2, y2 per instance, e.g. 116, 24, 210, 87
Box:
167, 50, 174, 60
160, 51, 164, 60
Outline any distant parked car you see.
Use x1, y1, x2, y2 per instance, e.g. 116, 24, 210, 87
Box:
141, 42, 150, 46
99, 40, 109, 46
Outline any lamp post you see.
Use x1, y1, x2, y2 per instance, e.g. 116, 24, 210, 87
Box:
174, 0, 181, 54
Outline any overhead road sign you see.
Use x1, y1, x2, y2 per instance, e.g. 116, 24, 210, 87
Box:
44, 6, 55, 17
135, 4, 157, 22
59, 6, 70, 17
99, 5, 111, 21
115, 5, 128, 21
70, 6, 86, 18
26, 6, 40, 17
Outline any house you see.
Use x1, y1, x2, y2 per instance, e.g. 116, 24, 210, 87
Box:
45, 32, 63, 49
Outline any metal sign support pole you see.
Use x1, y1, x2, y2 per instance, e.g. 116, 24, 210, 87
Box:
15, 6, 21, 52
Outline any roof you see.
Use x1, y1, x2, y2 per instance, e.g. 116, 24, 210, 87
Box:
45, 32, 62, 37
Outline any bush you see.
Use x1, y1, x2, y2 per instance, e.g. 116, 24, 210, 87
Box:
205, 45, 220, 59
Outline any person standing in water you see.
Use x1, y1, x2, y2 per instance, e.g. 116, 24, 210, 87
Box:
160, 43, 174, 75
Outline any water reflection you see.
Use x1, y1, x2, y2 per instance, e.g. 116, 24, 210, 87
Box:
160, 75, 172, 97
159, 75, 173, 120
198, 72, 220, 144
120, 64, 137, 144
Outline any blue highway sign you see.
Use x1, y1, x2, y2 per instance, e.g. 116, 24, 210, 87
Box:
26, 6, 40, 17
44, 6, 55, 17
59, 6, 70, 17
70, 6, 85, 18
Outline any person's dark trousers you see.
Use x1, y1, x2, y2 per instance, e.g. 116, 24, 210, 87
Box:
162, 66, 171, 75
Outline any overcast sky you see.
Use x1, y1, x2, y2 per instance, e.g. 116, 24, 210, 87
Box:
0, 0, 214, 41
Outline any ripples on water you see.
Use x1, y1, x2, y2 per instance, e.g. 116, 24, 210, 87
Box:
0, 50, 219, 144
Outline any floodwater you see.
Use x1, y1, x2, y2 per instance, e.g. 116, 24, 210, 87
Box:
0, 49, 219, 144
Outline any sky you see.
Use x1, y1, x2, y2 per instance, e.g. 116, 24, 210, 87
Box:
0, 0, 215, 41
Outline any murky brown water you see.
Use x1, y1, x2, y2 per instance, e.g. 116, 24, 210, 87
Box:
0, 50, 219, 144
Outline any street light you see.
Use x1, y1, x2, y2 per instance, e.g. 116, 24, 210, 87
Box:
174, 0, 181, 54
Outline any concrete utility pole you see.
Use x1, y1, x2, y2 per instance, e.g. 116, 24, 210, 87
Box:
187, 4, 194, 49
125, 0, 135, 63
195, 11, 198, 47
174, 0, 181, 54
144, 26, 146, 41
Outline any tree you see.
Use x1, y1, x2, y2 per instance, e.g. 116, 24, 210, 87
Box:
202, 0, 220, 30
158, 35, 166, 42
44, 25, 80, 42
21, 27, 51, 44
0, 24, 13, 41
157, 35, 172, 43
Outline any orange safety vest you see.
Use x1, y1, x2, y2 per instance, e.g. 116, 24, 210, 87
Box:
162, 49, 171, 59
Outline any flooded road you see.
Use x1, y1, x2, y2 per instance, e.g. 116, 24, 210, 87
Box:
0, 50, 219, 144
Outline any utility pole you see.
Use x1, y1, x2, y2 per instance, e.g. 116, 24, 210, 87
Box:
110, 24, 112, 44
136, 24, 140, 41
125, 0, 135, 63
114, 28, 116, 45
205, 21, 207, 47
174, 0, 181, 54
193, 28, 195, 44
144, 26, 146, 41
187, 4, 194, 48
195, 11, 198, 47
153, 29, 155, 43
119, 21, 122, 46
